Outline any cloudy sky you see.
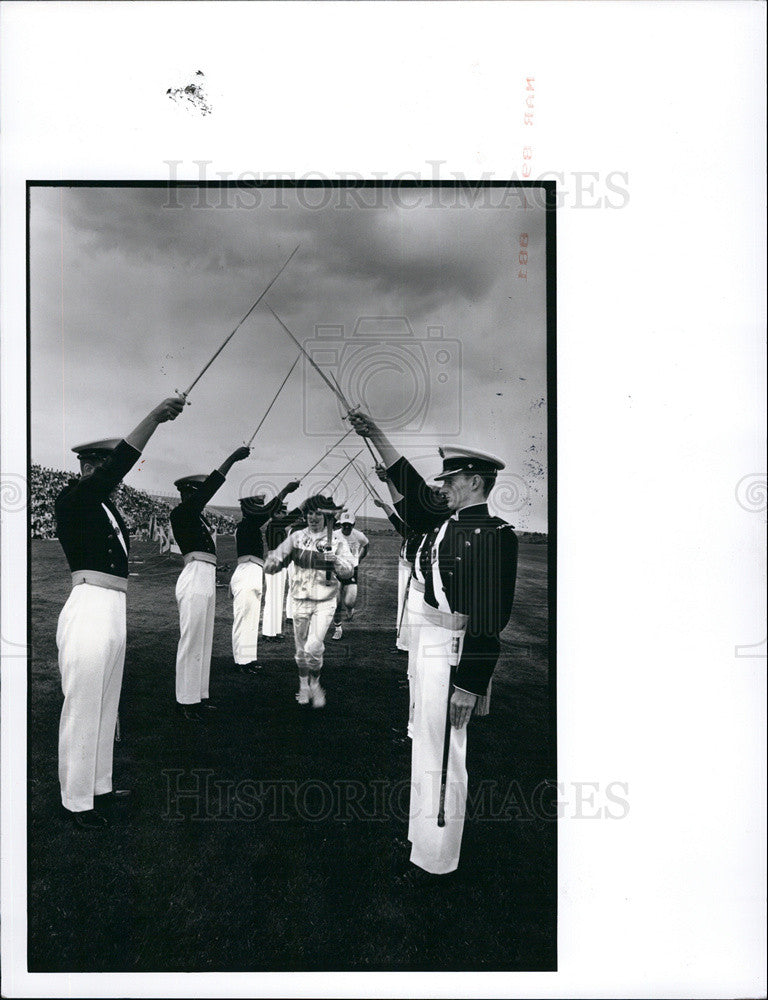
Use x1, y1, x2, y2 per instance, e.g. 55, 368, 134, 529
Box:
30, 185, 549, 530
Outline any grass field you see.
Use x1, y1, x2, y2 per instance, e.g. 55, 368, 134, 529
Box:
28, 530, 555, 972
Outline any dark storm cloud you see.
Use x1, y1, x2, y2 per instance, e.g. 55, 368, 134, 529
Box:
30, 186, 549, 529
307, 203, 497, 310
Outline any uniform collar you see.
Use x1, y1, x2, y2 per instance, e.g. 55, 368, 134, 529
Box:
451, 502, 490, 522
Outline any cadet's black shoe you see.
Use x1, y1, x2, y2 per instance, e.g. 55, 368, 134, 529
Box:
67, 808, 108, 830
199, 699, 217, 711
176, 703, 203, 722
94, 789, 132, 807
237, 662, 262, 674
94, 789, 132, 820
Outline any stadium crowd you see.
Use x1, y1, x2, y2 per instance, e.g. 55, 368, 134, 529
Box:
30, 464, 237, 539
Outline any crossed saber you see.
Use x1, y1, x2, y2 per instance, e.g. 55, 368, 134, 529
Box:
266, 304, 379, 465
172, 250, 457, 825
177, 244, 301, 402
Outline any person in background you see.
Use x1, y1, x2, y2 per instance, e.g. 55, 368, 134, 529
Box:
231, 480, 299, 672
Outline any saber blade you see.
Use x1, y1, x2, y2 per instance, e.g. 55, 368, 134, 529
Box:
299, 428, 354, 481
319, 449, 363, 493
327, 369, 353, 412
266, 304, 349, 410
246, 353, 301, 447
350, 458, 383, 502
328, 372, 379, 462
181, 243, 301, 398
437, 675, 454, 827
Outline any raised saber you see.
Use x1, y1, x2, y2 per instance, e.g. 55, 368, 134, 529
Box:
348, 457, 383, 503
179, 244, 300, 399
298, 428, 354, 483
266, 304, 383, 465
329, 371, 379, 464
266, 303, 351, 410
318, 449, 363, 493
344, 480, 366, 510
245, 353, 301, 447
350, 458, 403, 522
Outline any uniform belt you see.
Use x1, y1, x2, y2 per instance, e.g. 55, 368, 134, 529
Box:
237, 555, 264, 566
408, 579, 468, 630
183, 551, 217, 566
420, 602, 468, 632
71, 570, 128, 593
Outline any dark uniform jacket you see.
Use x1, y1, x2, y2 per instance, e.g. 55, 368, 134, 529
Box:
381, 460, 448, 565
235, 497, 282, 560
169, 470, 226, 556
264, 508, 302, 552
55, 440, 140, 577
383, 507, 423, 566
387, 456, 518, 697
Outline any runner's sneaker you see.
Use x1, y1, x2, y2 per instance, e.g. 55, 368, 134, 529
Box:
309, 680, 326, 709
296, 686, 311, 705
332, 626, 343, 640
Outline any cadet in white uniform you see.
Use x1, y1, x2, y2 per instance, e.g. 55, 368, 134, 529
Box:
170, 446, 250, 721
231, 482, 299, 671
351, 412, 518, 877
262, 503, 301, 640
53, 396, 184, 828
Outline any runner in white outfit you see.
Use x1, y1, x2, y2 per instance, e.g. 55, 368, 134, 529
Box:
331, 512, 369, 640
264, 495, 354, 708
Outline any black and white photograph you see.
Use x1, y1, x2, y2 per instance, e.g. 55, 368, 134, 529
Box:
2, 3, 765, 998
24, 182, 555, 972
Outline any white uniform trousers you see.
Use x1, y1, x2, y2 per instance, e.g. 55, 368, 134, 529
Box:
405, 583, 430, 738
285, 562, 295, 621
175, 560, 216, 704
407, 615, 469, 875
396, 556, 411, 651
230, 561, 264, 664
292, 596, 337, 673
56, 583, 126, 812
262, 566, 287, 636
